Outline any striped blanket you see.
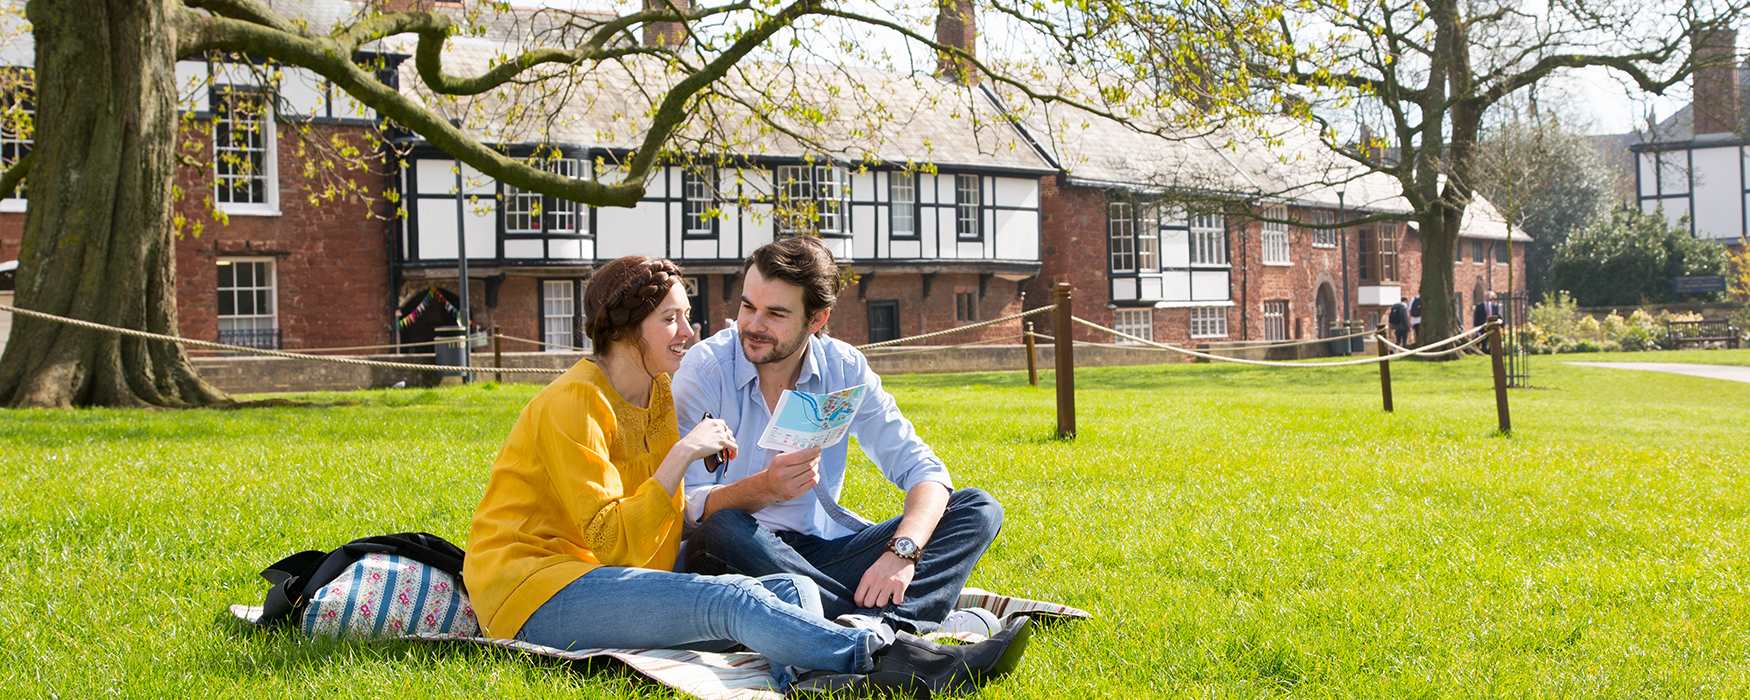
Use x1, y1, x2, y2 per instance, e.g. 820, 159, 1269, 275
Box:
228, 588, 1089, 700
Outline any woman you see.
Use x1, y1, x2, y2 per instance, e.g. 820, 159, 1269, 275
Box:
463, 256, 1030, 694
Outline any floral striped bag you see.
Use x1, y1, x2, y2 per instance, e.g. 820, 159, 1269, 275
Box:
301, 552, 479, 639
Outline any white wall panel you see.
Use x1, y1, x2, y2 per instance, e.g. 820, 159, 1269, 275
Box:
1113, 279, 1137, 301
853, 207, 876, 258
1637, 153, 1659, 197
1654, 199, 1690, 231
598, 203, 662, 258
683, 239, 717, 259
416, 199, 458, 259
1191, 271, 1229, 300
550, 239, 587, 260
993, 177, 1039, 208
1656, 152, 1690, 196
279, 68, 326, 117
332, 84, 371, 120
463, 203, 495, 260
503, 240, 544, 259
212, 62, 263, 87
1161, 227, 1190, 268
416, 159, 459, 194
920, 209, 939, 258
887, 239, 923, 259
1140, 276, 1163, 300
1690, 146, 1740, 239
852, 171, 875, 201
742, 206, 774, 252
1162, 270, 1191, 301
994, 210, 1037, 259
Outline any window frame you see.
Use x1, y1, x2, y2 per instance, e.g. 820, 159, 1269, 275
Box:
1262, 300, 1289, 341
502, 156, 588, 237
1494, 241, 1510, 265
866, 299, 900, 343
1260, 206, 1290, 266
1189, 212, 1229, 266
888, 170, 919, 240
216, 257, 279, 348
954, 173, 982, 241
1189, 306, 1228, 339
954, 291, 978, 322
211, 87, 279, 216
1107, 201, 1136, 273
1470, 238, 1486, 264
1112, 308, 1153, 345
539, 278, 586, 352
775, 163, 852, 238
682, 166, 719, 239
1310, 209, 1337, 248
0, 68, 32, 210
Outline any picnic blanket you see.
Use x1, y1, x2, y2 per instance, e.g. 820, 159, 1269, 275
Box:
228, 587, 1090, 700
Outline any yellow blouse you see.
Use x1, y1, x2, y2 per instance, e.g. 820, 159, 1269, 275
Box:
462, 360, 684, 639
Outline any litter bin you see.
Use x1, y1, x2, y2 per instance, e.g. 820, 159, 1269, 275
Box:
1346, 320, 1367, 353
434, 324, 467, 376
1327, 324, 1353, 357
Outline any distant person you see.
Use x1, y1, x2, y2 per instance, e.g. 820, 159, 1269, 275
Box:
1387, 301, 1411, 346
1408, 296, 1423, 344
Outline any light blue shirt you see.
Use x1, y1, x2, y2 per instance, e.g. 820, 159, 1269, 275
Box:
673, 327, 953, 539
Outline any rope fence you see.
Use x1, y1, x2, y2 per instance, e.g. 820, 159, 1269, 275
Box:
2, 283, 1514, 434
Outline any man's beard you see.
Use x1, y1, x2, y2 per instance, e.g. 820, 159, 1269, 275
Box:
742, 325, 809, 365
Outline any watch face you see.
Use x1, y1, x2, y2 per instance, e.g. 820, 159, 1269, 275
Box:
893, 537, 918, 557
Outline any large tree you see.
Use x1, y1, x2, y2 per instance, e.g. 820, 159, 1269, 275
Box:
0, 0, 1290, 408
1194, 0, 1750, 343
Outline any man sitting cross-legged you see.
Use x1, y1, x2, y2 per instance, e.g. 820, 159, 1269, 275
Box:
673, 237, 1004, 636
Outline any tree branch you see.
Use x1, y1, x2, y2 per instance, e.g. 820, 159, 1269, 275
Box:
182, 0, 301, 35
0, 152, 27, 200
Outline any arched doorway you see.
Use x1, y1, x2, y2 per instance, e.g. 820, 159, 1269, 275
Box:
396, 287, 462, 353
1315, 282, 1337, 337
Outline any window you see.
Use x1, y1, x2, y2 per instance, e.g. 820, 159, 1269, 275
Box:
1108, 201, 1135, 272
955, 174, 981, 240
217, 259, 278, 349
1113, 308, 1152, 344
1190, 306, 1228, 338
1261, 207, 1290, 265
889, 171, 917, 238
0, 70, 30, 203
955, 291, 978, 322
1470, 239, 1485, 264
1311, 209, 1337, 248
1190, 213, 1228, 265
504, 157, 586, 235
683, 167, 717, 237
776, 164, 850, 237
213, 89, 276, 212
867, 300, 899, 343
1136, 204, 1160, 271
1494, 241, 1509, 264
1360, 226, 1397, 282
541, 279, 583, 352
1262, 300, 1289, 341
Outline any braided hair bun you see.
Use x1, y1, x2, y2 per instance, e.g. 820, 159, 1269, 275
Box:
585, 256, 686, 352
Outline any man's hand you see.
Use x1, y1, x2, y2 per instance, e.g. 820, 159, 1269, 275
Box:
758, 447, 821, 502
855, 552, 916, 609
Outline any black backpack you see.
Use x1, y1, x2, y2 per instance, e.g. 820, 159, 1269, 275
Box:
251, 532, 467, 626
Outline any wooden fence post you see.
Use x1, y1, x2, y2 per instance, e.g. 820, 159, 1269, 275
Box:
491, 324, 503, 384
1488, 317, 1511, 434
1024, 321, 1039, 387
1376, 325, 1394, 413
1052, 283, 1076, 439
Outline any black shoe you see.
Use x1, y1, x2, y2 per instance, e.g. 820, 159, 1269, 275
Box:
788, 617, 1034, 698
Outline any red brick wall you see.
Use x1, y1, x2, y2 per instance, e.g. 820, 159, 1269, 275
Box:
2, 121, 396, 351
1033, 176, 1115, 341
827, 271, 1027, 347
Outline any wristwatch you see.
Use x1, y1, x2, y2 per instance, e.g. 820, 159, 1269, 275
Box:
888, 536, 921, 561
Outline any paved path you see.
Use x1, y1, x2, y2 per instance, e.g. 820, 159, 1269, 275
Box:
1567, 362, 1750, 385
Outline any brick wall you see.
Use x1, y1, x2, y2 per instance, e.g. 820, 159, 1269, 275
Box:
828, 271, 1027, 346
1033, 176, 1116, 341
1, 120, 396, 351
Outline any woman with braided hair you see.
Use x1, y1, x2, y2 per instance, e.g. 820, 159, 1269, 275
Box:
462, 256, 1029, 694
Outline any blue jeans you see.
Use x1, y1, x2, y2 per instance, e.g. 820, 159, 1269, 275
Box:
515, 568, 878, 689
684, 487, 1004, 633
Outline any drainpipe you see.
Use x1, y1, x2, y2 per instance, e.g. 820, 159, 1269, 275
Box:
1338, 190, 1350, 321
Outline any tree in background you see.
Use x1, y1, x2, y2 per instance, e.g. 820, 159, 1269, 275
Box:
1471, 117, 1622, 303
1550, 208, 1728, 307
1193, 0, 1750, 345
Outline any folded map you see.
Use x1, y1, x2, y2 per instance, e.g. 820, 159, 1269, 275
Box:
757, 384, 869, 451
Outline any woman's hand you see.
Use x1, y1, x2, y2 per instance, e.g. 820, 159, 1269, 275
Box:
674, 418, 737, 464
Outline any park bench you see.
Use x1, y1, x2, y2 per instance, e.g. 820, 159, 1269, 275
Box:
1665, 319, 1743, 350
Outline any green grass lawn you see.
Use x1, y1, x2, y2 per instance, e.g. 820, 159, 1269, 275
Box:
3, 350, 1749, 697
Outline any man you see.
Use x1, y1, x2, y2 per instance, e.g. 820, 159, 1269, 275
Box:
672, 237, 1003, 635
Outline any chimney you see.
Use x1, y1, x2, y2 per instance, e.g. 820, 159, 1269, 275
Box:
642, 0, 690, 48
1691, 24, 1739, 136
935, 0, 977, 84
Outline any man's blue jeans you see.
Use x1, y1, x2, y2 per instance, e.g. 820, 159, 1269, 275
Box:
515, 567, 878, 688
683, 487, 1004, 633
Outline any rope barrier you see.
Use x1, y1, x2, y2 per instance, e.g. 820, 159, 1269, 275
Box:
0, 304, 565, 375
494, 333, 590, 353
1188, 324, 1378, 351
853, 305, 1058, 351
1069, 315, 1496, 367
861, 334, 1021, 358
188, 336, 462, 355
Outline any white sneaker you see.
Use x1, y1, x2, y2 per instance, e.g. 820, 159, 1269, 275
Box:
937, 607, 1003, 638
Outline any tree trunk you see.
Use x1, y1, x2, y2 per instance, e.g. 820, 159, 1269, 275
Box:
1417, 205, 1461, 347
0, 0, 227, 408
